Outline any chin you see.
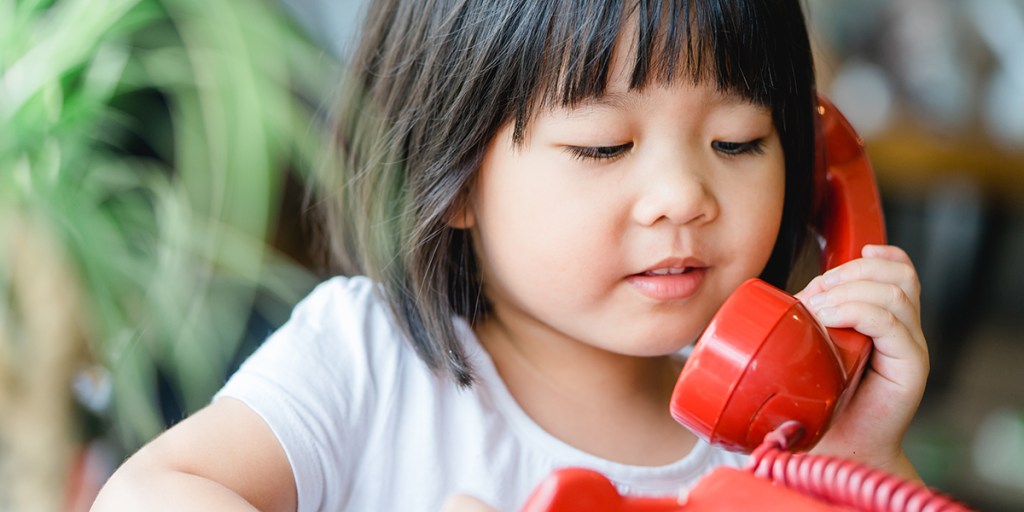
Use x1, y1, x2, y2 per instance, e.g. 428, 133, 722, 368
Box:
612, 335, 698, 358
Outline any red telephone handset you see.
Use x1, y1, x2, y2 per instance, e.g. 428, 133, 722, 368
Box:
521, 100, 972, 512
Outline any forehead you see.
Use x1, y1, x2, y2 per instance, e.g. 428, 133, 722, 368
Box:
545, 1, 775, 104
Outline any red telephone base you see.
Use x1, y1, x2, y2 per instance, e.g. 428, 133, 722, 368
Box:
521, 466, 844, 512
687, 467, 848, 511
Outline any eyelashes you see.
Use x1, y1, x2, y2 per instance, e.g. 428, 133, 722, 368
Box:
564, 143, 633, 162
710, 139, 766, 156
564, 139, 767, 162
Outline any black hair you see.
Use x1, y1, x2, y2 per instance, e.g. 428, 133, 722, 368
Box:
322, 0, 817, 385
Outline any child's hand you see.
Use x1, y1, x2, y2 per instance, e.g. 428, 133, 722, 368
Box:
794, 244, 929, 479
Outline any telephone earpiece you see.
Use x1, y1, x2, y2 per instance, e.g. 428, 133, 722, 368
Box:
668, 97, 885, 453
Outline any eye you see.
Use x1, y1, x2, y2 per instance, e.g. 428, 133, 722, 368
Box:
711, 139, 766, 156
565, 142, 633, 161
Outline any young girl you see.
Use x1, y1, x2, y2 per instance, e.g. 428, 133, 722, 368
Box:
93, 0, 930, 510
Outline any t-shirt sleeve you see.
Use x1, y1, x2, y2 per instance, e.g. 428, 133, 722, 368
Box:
215, 277, 388, 512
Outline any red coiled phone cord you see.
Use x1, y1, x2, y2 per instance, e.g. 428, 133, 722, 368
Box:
745, 422, 973, 512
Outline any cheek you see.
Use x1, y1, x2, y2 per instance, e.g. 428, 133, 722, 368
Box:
471, 150, 617, 304
474, 176, 608, 280
758, 166, 786, 230
728, 158, 786, 273
755, 163, 787, 260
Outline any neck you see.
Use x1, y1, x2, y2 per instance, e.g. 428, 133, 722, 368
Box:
474, 309, 697, 466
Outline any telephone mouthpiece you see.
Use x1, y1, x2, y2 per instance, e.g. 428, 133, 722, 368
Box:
669, 279, 870, 453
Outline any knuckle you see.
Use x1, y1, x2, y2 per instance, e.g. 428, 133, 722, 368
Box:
888, 285, 910, 308
875, 309, 899, 331
886, 311, 899, 329
853, 259, 868, 276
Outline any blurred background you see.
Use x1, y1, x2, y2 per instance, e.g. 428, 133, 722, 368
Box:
1, 0, 1022, 510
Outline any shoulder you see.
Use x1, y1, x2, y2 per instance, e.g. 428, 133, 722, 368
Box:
218, 275, 419, 426
268, 275, 408, 362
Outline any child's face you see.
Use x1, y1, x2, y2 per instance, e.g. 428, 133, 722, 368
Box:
460, 71, 785, 357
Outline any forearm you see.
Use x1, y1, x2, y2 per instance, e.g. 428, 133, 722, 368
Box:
91, 466, 259, 511
92, 400, 297, 512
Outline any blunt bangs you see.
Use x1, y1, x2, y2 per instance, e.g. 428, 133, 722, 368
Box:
511, 0, 810, 143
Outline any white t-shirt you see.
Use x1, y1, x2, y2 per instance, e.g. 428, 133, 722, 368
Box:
216, 276, 746, 511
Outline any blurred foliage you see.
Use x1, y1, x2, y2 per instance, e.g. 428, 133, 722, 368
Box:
0, 0, 334, 453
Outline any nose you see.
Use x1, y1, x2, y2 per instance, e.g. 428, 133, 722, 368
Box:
631, 163, 719, 227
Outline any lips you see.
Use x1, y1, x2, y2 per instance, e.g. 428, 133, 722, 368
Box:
627, 258, 708, 301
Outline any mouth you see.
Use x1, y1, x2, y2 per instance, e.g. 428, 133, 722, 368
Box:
636, 257, 708, 276
628, 259, 708, 302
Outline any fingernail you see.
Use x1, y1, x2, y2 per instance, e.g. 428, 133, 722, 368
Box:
808, 294, 826, 307
862, 244, 883, 257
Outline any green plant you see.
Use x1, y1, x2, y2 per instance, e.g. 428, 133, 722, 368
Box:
0, 0, 332, 462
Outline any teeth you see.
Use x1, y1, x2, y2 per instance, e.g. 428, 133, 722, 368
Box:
649, 268, 688, 275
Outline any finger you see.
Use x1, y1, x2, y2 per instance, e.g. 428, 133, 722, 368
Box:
812, 301, 928, 364
441, 494, 499, 512
861, 244, 912, 263
818, 256, 920, 301
794, 245, 916, 302
794, 273, 827, 302
804, 280, 921, 335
